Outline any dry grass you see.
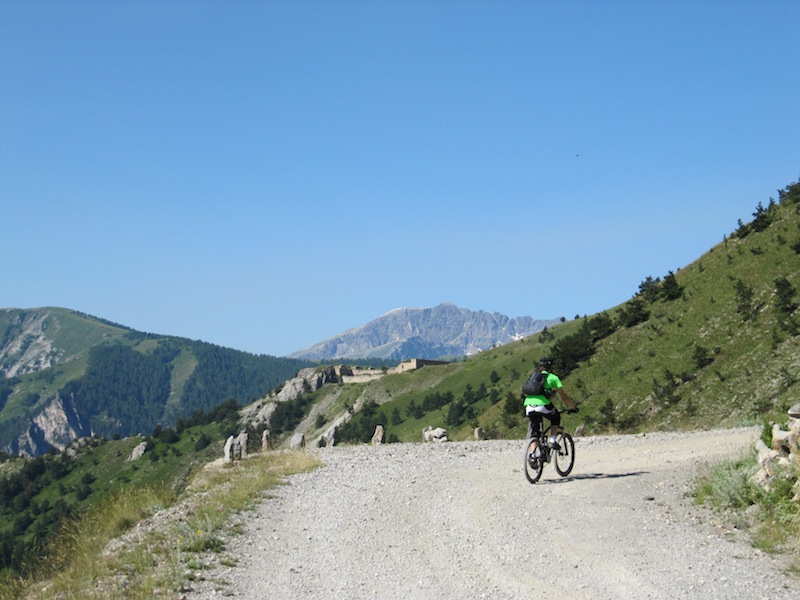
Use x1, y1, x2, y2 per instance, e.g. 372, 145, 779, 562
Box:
10, 451, 320, 600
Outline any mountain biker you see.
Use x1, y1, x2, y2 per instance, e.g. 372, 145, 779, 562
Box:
523, 357, 578, 448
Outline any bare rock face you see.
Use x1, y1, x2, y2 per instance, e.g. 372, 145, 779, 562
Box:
224, 435, 235, 463
276, 368, 322, 402
288, 303, 561, 361
276, 367, 338, 403
128, 440, 148, 461
0, 309, 62, 378
753, 406, 800, 496
422, 426, 448, 443
322, 424, 338, 447
10, 392, 91, 456
243, 368, 336, 428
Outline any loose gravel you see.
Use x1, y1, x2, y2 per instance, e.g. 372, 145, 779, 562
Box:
185, 427, 799, 600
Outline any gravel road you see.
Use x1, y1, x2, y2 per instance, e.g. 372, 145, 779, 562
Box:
187, 427, 799, 600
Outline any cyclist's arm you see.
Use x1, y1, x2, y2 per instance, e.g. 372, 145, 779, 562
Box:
557, 388, 578, 411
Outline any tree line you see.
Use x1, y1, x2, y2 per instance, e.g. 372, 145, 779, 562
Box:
54, 339, 309, 440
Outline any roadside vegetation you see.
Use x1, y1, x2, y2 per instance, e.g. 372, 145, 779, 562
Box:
0, 395, 319, 599
1, 448, 318, 599
693, 430, 800, 571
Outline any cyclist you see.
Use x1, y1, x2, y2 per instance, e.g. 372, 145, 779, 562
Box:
523, 357, 578, 448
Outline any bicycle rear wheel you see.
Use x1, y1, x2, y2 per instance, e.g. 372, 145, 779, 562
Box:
554, 432, 575, 476
523, 438, 544, 483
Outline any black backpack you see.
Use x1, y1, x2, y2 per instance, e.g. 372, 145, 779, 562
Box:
521, 370, 546, 396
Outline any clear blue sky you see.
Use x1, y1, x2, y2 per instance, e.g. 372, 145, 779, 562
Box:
2, 1, 798, 357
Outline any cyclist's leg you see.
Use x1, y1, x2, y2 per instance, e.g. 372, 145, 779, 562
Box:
526, 410, 542, 440
547, 406, 562, 446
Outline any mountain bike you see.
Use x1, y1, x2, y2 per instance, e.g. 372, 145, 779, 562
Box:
523, 416, 576, 484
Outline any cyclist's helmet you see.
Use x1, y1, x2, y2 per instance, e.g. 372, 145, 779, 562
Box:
539, 357, 554, 370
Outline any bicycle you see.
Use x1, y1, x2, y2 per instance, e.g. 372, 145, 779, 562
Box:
523, 414, 576, 484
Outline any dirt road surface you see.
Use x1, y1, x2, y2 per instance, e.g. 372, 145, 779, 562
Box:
187, 427, 799, 600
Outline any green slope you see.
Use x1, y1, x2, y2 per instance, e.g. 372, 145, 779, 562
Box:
0, 308, 312, 454
300, 179, 800, 444
571, 181, 799, 432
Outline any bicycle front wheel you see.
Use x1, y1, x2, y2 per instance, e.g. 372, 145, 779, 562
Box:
523, 438, 544, 484
554, 432, 575, 476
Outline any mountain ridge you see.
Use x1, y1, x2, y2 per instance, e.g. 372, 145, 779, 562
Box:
3, 178, 798, 455
288, 302, 561, 361
0, 303, 559, 455
0, 307, 311, 455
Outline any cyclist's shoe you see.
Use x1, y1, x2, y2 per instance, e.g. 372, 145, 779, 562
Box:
548, 436, 560, 449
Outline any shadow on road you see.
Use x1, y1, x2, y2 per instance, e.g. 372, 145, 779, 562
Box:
540, 471, 648, 484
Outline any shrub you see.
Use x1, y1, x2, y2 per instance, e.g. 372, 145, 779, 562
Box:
194, 433, 212, 452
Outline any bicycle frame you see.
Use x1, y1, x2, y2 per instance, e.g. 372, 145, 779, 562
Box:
523, 418, 575, 484
527, 419, 554, 445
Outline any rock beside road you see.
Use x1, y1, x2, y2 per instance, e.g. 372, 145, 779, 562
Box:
185, 428, 799, 600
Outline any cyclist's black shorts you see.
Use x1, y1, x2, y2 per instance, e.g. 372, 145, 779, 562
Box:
526, 403, 561, 434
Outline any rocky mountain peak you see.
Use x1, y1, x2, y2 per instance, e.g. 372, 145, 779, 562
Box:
288, 303, 561, 361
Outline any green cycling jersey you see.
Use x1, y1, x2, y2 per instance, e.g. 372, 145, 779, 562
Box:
523, 371, 562, 406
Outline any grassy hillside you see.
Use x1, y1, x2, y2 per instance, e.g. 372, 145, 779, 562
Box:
293, 179, 799, 445
0, 400, 319, 597
0, 401, 238, 577
570, 181, 799, 432
0, 308, 312, 454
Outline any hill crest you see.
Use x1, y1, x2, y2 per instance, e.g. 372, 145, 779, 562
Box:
0, 308, 310, 456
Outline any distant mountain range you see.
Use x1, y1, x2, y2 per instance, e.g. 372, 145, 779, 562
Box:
288, 303, 562, 361
0, 303, 557, 455
3, 178, 799, 459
